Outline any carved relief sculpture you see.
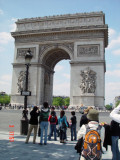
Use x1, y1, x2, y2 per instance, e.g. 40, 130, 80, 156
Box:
80, 67, 96, 94
77, 45, 99, 57
17, 71, 26, 93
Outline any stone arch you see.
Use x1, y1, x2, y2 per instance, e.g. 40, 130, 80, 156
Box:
11, 12, 108, 108
39, 44, 73, 69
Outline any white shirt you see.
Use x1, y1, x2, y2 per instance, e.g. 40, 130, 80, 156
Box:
110, 104, 120, 123
77, 121, 100, 140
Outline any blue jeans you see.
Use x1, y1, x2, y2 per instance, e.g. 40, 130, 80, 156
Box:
48, 124, 57, 140
40, 121, 48, 144
71, 124, 76, 140
111, 136, 120, 160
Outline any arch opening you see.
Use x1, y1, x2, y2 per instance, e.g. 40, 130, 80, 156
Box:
42, 48, 71, 69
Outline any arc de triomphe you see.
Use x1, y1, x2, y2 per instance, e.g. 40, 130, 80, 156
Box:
11, 11, 108, 108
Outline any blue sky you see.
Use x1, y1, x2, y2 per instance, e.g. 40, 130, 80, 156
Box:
0, 0, 120, 105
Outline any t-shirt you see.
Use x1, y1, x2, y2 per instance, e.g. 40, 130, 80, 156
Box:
71, 116, 76, 125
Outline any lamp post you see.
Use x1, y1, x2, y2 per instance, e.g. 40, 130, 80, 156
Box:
20, 49, 33, 135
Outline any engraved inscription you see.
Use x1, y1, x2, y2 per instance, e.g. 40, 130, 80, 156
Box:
77, 45, 99, 56
16, 47, 36, 59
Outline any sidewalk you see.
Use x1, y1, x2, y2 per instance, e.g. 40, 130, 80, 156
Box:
0, 131, 115, 160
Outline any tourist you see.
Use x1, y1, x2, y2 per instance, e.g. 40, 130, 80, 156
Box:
70, 111, 77, 141
39, 102, 49, 145
110, 104, 120, 160
25, 106, 40, 144
77, 109, 102, 160
79, 106, 93, 127
48, 111, 57, 141
58, 110, 68, 143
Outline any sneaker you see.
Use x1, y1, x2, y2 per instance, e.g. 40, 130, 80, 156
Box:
44, 143, 47, 145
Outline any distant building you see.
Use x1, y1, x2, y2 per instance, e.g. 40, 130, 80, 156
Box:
0, 91, 6, 95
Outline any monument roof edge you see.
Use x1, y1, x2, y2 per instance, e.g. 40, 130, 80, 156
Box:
16, 11, 104, 23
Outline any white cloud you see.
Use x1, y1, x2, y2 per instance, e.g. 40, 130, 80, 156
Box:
106, 70, 120, 77
0, 32, 13, 44
0, 46, 5, 53
112, 49, 120, 55
0, 9, 3, 15
105, 82, 120, 105
1, 74, 12, 82
108, 35, 120, 49
53, 82, 70, 96
106, 64, 111, 68
54, 65, 63, 71
109, 28, 116, 37
63, 73, 70, 79
0, 74, 12, 94
116, 64, 120, 68
10, 23, 16, 32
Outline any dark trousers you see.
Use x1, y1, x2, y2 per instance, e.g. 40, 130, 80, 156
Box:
60, 129, 66, 141
48, 124, 56, 140
71, 124, 76, 140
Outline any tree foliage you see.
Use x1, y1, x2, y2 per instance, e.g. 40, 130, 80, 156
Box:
52, 97, 70, 106
63, 97, 70, 106
115, 101, 120, 107
0, 94, 10, 105
105, 104, 112, 110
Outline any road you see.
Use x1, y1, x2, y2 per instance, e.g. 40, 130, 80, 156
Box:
0, 108, 112, 136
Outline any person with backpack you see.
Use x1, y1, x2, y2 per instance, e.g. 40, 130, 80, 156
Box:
110, 104, 120, 160
39, 102, 49, 145
58, 110, 68, 143
48, 111, 58, 141
25, 106, 40, 144
70, 111, 77, 141
79, 106, 93, 127
77, 109, 102, 160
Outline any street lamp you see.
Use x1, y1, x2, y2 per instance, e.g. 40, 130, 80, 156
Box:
20, 48, 33, 135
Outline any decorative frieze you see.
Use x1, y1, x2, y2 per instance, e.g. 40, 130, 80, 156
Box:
77, 45, 99, 57
15, 31, 104, 43
80, 67, 96, 94
16, 13, 104, 32
16, 47, 36, 59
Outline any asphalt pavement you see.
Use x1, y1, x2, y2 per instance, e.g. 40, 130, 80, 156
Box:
0, 108, 117, 160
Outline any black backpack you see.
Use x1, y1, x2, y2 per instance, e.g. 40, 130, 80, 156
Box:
50, 115, 56, 123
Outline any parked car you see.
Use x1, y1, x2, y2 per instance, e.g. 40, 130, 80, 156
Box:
0, 106, 2, 110
79, 106, 87, 114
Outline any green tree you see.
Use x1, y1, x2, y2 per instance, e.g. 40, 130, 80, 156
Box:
115, 101, 120, 107
52, 97, 64, 106
63, 97, 70, 106
0, 94, 10, 105
105, 104, 112, 110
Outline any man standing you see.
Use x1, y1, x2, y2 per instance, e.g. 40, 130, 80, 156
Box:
39, 102, 49, 145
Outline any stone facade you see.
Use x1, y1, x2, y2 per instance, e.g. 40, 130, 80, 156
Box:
11, 12, 108, 108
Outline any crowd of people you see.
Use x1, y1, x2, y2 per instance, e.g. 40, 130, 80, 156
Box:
25, 102, 120, 160
25, 102, 77, 145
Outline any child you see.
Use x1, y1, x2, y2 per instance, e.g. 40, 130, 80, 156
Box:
48, 111, 57, 141
70, 111, 77, 141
